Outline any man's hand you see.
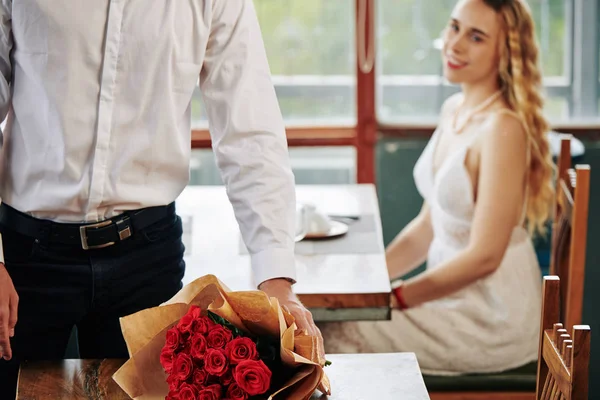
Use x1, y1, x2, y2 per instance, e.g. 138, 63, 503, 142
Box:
0, 263, 18, 360
259, 278, 325, 360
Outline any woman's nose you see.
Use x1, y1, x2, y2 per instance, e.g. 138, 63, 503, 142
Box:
448, 35, 465, 54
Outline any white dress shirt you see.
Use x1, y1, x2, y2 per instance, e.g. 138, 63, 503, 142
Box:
0, 0, 297, 286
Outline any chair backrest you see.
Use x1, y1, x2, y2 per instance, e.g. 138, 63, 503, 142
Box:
536, 276, 591, 400
549, 134, 590, 331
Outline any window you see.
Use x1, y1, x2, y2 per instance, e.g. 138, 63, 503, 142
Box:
189, 147, 356, 185
191, 0, 356, 129
187, 0, 600, 185
376, 0, 594, 124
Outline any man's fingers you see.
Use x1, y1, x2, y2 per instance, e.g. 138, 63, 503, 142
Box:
293, 309, 310, 332
9, 293, 18, 337
294, 307, 319, 337
304, 309, 319, 337
0, 306, 12, 360
303, 316, 318, 336
299, 310, 326, 362
306, 313, 326, 360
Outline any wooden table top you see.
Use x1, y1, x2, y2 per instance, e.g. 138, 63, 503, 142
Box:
18, 353, 430, 400
176, 184, 392, 321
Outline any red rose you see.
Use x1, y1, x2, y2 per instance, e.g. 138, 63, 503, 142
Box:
160, 347, 175, 374
207, 325, 233, 349
204, 374, 220, 386
180, 339, 192, 355
178, 383, 198, 400
233, 360, 272, 396
166, 327, 182, 350
192, 315, 215, 335
178, 305, 202, 334
198, 384, 222, 400
173, 353, 194, 382
226, 383, 248, 400
219, 368, 233, 386
225, 337, 258, 365
192, 369, 208, 388
204, 348, 228, 376
166, 373, 182, 391
166, 389, 180, 400
190, 334, 208, 361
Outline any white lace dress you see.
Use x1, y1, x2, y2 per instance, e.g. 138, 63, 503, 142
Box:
319, 126, 542, 375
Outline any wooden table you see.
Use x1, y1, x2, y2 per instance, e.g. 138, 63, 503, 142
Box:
176, 184, 391, 321
17, 353, 430, 399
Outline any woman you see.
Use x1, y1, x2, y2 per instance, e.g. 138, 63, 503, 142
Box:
319, 0, 554, 375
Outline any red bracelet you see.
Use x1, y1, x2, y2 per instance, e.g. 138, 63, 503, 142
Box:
392, 285, 409, 310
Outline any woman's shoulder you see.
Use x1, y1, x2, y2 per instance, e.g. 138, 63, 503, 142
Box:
477, 108, 529, 165
481, 108, 527, 144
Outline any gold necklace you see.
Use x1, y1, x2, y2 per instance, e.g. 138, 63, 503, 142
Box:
451, 91, 502, 134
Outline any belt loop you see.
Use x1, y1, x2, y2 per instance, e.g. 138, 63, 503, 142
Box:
115, 216, 133, 241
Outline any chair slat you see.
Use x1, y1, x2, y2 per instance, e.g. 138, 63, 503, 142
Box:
549, 137, 589, 332
537, 277, 591, 400
565, 166, 590, 330
537, 277, 561, 398
570, 325, 591, 400
541, 330, 571, 397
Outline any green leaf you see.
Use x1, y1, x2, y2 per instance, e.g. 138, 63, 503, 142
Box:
207, 310, 249, 338
324, 360, 332, 367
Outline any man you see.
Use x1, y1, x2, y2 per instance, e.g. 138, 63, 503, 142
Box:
0, 1, 322, 396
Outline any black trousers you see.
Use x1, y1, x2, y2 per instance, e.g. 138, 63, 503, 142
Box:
0, 207, 186, 399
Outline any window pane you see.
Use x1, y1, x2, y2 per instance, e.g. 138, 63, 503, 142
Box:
189, 147, 356, 185
192, 0, 356, 129
377, 0, 568, 123
545, 97, 569, 120
531, 0, 567, 77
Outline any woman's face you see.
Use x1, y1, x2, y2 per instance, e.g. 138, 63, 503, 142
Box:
442, 0, 504, 85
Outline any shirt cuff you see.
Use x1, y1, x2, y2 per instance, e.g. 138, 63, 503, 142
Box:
251, 247, 297, 288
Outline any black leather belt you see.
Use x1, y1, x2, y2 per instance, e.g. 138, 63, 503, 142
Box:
0, 202, 175, 250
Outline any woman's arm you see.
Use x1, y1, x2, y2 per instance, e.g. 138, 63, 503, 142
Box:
400, 113, 529, 307
386, 202, 434, 281
385, 95, 463, 281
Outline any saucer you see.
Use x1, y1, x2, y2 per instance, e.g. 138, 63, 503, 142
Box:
303, 220, 349, 240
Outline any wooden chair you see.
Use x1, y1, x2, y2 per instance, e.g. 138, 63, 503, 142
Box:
536, 276, 591, 399
427, 137, 591, 399
549, 135, 590, 331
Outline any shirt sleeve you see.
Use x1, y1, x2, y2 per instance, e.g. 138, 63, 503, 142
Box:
0, 1, 13, 265
199, 0, 297, 287
0, 0, 11, 124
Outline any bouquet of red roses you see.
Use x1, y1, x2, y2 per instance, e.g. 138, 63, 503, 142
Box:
113, 275, 330, 400
161, 306, 289, 399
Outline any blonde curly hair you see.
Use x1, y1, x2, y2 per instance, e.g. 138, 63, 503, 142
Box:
485, 0, 555, 236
